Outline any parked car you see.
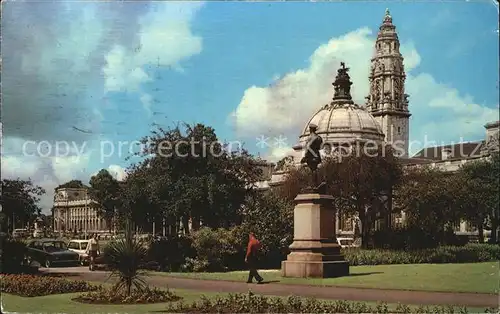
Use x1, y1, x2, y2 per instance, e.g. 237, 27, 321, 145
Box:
67, 239, 90, 265
12, 228, 28, 239
26, 239, 79, 268
33, 229, 44, 238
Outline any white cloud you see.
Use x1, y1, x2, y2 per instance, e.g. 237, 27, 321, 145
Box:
230, 27, 498, 157
1, 147, 92, 213
265, 147, 296, 163
102, 2, 203, 110
107, 164, 127, 182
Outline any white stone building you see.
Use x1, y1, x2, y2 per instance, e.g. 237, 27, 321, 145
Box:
256, 9, 500, 237
52, 186, 111, 234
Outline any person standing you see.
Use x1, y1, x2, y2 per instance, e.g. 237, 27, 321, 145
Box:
86, 233, 100, 270
245, 232, 264, 284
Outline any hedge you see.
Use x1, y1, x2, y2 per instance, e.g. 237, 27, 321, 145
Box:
343, 243, 500, 266
164, 291, 496, 313
0, 274, 100, 297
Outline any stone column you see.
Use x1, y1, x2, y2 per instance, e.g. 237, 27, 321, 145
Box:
335, 210, 340, 235
281, 193, 349, 278
460, 221, 467, 233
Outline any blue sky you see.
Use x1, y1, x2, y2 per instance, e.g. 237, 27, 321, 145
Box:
2, 1, 499, 212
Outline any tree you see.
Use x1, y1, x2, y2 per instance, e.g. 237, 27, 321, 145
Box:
240, 191, 294, 267
395, 165, 462, 245
88, 170, 121, 232
1, 179, 45, 233
280, 144, 402, 248
120, 161, 160, 232
456, 153, 500, 243
125, 123, 262, 235
55, 180, 87, 190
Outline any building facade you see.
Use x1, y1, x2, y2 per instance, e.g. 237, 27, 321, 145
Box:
366, 9, 411, 158
52, 187, 110, 234
256, 9, 500, 238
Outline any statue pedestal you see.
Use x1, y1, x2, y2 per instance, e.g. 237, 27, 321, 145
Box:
281, 193, 349, 278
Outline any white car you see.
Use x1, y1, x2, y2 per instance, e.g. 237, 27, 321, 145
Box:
67, 239, 89, 265
12, 228, 28, 238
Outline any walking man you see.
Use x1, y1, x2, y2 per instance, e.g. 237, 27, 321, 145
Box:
86, 233, 100, 271
245, 232, 264, 284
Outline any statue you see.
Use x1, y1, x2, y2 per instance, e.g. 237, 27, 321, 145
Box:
300, 123, 326, 193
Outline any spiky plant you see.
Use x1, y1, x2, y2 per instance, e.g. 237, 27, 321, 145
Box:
103, 223, 148, 295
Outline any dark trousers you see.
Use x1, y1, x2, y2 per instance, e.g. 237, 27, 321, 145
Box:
247, 257, 263, 283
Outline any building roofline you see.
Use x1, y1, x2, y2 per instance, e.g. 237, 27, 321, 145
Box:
485, 120, 500, 129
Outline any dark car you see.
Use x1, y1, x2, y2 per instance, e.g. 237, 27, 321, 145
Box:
26, 239, 79, 268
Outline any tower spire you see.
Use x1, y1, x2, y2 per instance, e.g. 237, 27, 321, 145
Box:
366, 9, 411, 158
384, 8, 392, 24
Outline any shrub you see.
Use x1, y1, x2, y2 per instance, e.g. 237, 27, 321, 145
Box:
103, 224, 149, 295
0, 238, 30, 274
0, 274, 100, 297
163, 291, 490, 313
74, 285, 180, 304
148, 235, 195, 272
188, 227, 242, 272
343, 243, 500, 265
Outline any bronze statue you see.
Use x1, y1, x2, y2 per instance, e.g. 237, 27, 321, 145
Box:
300, 123, 326, 193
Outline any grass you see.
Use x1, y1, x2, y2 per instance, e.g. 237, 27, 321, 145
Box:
1, 290, 491, 314
1, 289, 211, 313
160, 262, 499, 294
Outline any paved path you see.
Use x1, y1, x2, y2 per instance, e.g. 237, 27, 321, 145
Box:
45, 267, 499, 308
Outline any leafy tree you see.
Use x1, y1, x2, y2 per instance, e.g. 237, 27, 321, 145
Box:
1, 179, 45, 233
125, 123, 262, 234
395, 166, 462, 245
279, 145, 402, 248
55, 180, 87, 190
456, 153, 500, 243
88, 170, 121, 232
120, 161, 160, 232
240, 191, 294, 267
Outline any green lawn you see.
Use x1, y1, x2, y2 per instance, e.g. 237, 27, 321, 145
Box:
161, 262, 499, 294
1, 289, 216, 313
2, 290, 490, 314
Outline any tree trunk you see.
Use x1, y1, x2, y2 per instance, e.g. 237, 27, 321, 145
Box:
478, 223, 484, 243
182, 216, 190, 235
192, 217, 200, 231
490, 219, 498, 243
359, 211, 369, 249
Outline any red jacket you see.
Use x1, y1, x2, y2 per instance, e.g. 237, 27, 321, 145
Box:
246, 235, 261, 259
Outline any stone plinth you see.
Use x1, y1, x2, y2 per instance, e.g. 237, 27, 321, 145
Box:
281, 193, 349, 278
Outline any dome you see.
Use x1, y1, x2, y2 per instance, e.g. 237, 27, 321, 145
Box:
298, 103, 385, 146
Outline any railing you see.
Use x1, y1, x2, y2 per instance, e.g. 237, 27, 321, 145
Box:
53, 199, 95, 207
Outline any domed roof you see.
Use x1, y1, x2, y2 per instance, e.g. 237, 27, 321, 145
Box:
300, 103, 384, 144
295, 62, 384, 148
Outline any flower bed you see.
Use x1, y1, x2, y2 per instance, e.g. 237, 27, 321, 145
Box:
164, 292, 496, 313
74, 285, 181, 304
343, 244, 500, 266
0, 274, 100, 297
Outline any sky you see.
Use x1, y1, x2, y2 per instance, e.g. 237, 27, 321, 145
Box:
2, 0, 499, 213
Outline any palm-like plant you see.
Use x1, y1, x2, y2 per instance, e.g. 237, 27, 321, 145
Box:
103, 223, 149, 296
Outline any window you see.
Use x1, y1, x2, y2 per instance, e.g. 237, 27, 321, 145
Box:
79, 242, 88, 250
42, 241, 66, 252
68, 242, 80, 250
397, 127, 401, 134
